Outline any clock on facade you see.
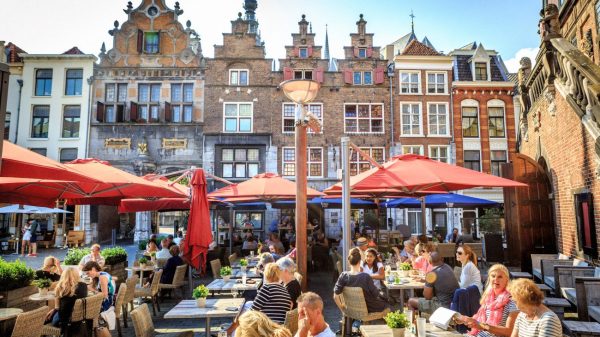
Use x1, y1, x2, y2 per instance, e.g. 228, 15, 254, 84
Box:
147, 6, 159, 17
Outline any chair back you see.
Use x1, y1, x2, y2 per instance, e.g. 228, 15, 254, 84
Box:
210, 259, 222, 279
341, 287, 369, 320
172, 264, 188, 286
130, 303, 154, 337
336, 261, 343, 275
85, 293, 106, 323
124, 275, 139, 304
437, 243, 456, 259
114, 283, 128, 316
228, 253, 237, 265
150, 269, 163, 296
155, 258, 169, 268
11, 306, 48, 337
284, 308, 299, 335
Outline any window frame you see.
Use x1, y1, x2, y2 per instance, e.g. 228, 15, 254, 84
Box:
399, 71, 420, 94
428, 145, 450, 163
425, 71, 447, 95
59, 148, 78, 163
282, 102, 323, 134
402, 145, 424, 155
4, 111, 10, 140
474, 62, 488, 81
358, 48, 367, 58
427, 102, 450, 136
349, 147, 385, 176
221, 148, 260, 179
170, 83, 193, 123
343, 103, 385, 134
353, 71, 373, 85
104, 83, 127, 123
463, 150, 481, 172
229, 69, 249, 86
29, 148, 47, 156
299, 47, 308, 58
223, 102, 254, 133
400, 102, 423, 137
31, 105, 50, 139
490, 150, 508, 176
144, 31, 160, 54
461, 101, 480, 138
281, 147, 324, 178
487, 100, 506, 138
138, 83, 161, 122
406, 208, 423, 235
61, 105, 81, 138
293, 69, 313, 80
35, 69, 53, 97
65, 69, 83, 96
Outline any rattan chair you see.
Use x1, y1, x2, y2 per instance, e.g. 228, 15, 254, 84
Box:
339, 286, 389, 335
159, 264, 188, 298
41, 293, 105, 337
210, 259, 222, 279
114, 283, 128, 337
284, 308, 299, 336
11, 306, 48, 337
134, 269, 163, 316
131, 303, 193, 337
155, 258, 169, 269
228, 253, 237, 266
123, 274, 139, 325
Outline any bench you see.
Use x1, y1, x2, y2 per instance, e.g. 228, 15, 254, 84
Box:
554, 266, 595, 306
575, 276, 600, 322
37, 231, 55, 248
66, 230, 85, 247
563, 321, 600, 337
541, 258, 573, 290
543, 297, 571, 319
531, 254, 557, 280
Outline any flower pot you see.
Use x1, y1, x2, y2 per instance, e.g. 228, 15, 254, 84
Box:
38, 288, 48, 296
400, 270, 409, 278
140, 263, 147, 269
391, 328, 405, 337
196, 297, 206, 308
222, 275, 231, 282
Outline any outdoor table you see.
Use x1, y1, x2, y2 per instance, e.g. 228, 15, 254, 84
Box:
509, 271, 533, 279
29, 292, 56, 306
384, 278, 425, 308
231, 259, 258, 269
360, 324, 462, 337
164, 298, 245, 337
206, 278, 262, 296
231, 268, 261, 278
0, 308, 22, 337
126, 266, 157, 287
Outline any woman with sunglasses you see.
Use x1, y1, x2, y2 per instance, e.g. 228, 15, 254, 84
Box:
412, 242, 434, 273
456, 244, 483, 293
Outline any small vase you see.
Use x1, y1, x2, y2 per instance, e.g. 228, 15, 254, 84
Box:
196, 297, 206, 308
140, 263, 147, 269
391, 328, 405, 337
38, 288, 48, 296
222, 275, 231, 282
241, 266, 247, 272
400, 270, 409, 278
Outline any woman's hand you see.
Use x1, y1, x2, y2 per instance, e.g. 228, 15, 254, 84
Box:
462, 317, 482, 330
45, 308, 57, 322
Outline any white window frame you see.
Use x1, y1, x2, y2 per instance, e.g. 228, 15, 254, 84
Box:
461, 99, 480, 139
229, 69, 249, 86
399, 71, 421, 94
487, 99, 506, 139
223, 102, 253, 133
343, 103, 385, 134
427, 102, 450, 136
406, 208, 423, 235
293, 69, 313, 80
402, 145, 424, 155
349, 147, 385, 176
472, 61, 490, 81
281, 146, 324, 178
170, 83, 194, 123
353, 71, 373, 85
428, 145, 450, 163
221, 148, 260, 179
282, 102, 323, 134
358, 48, 367, 58
425, 71, 447, 95
400, 102, 423, 137
463, 150, 482, 172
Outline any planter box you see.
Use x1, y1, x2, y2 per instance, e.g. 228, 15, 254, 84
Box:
105, 261, 128, 287
0, 285, 43, 311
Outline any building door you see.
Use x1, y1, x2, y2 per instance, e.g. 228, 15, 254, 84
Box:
502, 154, 556, 271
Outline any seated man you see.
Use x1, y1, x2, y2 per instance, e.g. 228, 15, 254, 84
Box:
408, 252, 459, 314
296, 292, 335, 337
156, 238, 172, 259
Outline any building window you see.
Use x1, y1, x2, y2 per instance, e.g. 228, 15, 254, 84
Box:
171, 83, 193, 123
222, 148, 260, 178
428, 103, 448, 136
144, 32, 159, 54
29, 148, 47, 156
402, 146, 423, 155
401, 103, 422, 136
224, 103, 253, 132
229, 69, 249, 86
104, 83, 127, 123
491, 150, 507, 176
65, 69, 83, 96
62, 105, 80, 138
344, 104, 384, 133
282, 147, 323, 178
474, 62, 488, 81
358, 48, 367, 58
462, 106, 479, 138
353, 71, 373, 85
407, 208, 422, 234
349, 147, 384, 176
35, 69, 52, 96
464, 150, 481, 171
138, 84, 161, 122
282, 103, 322, 133
31, 105, 49, 138
59, 148, 78, 163
427, 72, 446, 94
4, 112, 10, 140
429, 146, 449, 163
488, 106, 506, 138
294, 69, 313, 80
299, 48, 308, 58
399, 72, 420, 94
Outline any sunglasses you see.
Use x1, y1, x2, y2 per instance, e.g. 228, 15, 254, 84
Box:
456, 251, 464, 255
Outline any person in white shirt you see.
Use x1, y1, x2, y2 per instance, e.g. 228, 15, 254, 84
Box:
361, 248, 385, 289
296, 292, 335, 337
173, 231, 183, 245
155, 239, 171, 259
78, 244, 105, 270
456, 244, 483, 294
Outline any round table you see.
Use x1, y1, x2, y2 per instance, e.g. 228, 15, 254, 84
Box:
0, 308, 22, 321
126, 266, 157, 287
29, 292, 56, 307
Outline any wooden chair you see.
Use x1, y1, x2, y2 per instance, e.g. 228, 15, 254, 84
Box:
66, 230, 85, 247
228, 253, 237, 266
123, 274, 139, 325
131, 303, 193, 337
210, 259, 222, 279
114, 283, 128, 337
155, 258, 169, 269
575, 277, 600, 322
338, 287, 390, 336
531, 254, 558, 281
134, 269, 163, 316
541, 259, 573, 290
284, 308, 299, 335
554, 265, 595, 305
159, 264, 188, 299
11, 306, 48, 337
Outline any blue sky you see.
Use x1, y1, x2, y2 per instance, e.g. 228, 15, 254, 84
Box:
2, 0, 541, 71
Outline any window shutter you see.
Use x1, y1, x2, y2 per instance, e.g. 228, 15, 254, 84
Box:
343, 69, 353, 84
116, 105, 124, 122
96, 102, 105, 122
164, 102, 172, 122
137, 30, 144, 54
307, 45, 313, 57
294, 47, 299, 57
367, 47, 373, 58
374, 67, 385, 84
283, 67, 293, 81
315, 67, 324, 83
130, 102, 138, 122
353, 47, 359, 57
156, 30, 161, 54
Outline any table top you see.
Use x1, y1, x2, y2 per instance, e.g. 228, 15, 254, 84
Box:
360, 324, 462, 337
231, 268, 261, 278
510, 271, 533, 278
126, 266, 157, 272
384, 279, 425, 290
29, 293, 56, 301
207, 278, 262, 292
164, 298, 245, 319
0, 308, 23, 321
231, 260, 258, 268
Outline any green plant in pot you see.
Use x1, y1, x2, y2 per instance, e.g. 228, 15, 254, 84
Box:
384, 310, 409, 337
192, 284, 210, 307
63, 248, 91, 265
239, 258, 248, 272
0, 258, 35, 292
399, 262, 412, 277
220, 266, 232, 281
138, 257, 148, 268
101, 246, 128, 265
32, 278, 52, 296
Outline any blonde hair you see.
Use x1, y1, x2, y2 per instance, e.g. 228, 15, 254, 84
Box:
480, 264, 510, 304
236, 310, 292, 337
91, 244, 101, 251
415, 242, 435, 255
297, 291, 323, 311
458, 244, 477, 265
263, 262, 281, 283
55, 267, 80, 298
508, 278, 544, 306
43, 256, 58, 273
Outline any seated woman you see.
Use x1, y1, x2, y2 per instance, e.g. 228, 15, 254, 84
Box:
334, 248, 389, 313
242, 235, 258, 251
277, 257, 301, 308
82, 261, 114, 312
361, 248, 385, 290
45, 267, 88, 331
267, 233, 285, 254
456, 244, 483, 294
250, 263, 292, 323
412, 242, 434, 274
36, 256, 62, 282
508, 278, 562, 337
160, 245, 184, 285
455, 264, 518, 337
143, 240, 159, 258
236, 310, 292, 337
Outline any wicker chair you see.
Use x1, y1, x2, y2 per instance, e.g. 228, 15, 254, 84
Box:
11, 306, 48, 337
155, 258, 169, 269
339, 287, 389, 336
228, 253, 237, 266
123, 275, 139, 325
159, 264, 188, 299
134, 269, 163, 316
41, 293, 105, 337
210, 259, 222, 279
284, 308, 299, 336
131, 303, 193, 337
114, 283, 128, 337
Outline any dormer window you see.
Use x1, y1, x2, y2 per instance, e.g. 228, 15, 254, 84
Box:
144, 32, 159, 54
474, 62, 488, 81
358, 48, 367, 58
299, 47, 308, 58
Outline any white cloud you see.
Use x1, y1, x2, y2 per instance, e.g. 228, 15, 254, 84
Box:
504, 47, 539, 73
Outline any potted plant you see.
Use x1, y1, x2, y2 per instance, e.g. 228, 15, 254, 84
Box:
220, 266, 232, 282
399, 262, 412, 277
32, 278, 52, 296
192, 284, 209, 307
150, 251, 156, 263
239, 258, 248, 272
384, 310, 409, 337
63, 247, 91, 265
138, 257, 148, 269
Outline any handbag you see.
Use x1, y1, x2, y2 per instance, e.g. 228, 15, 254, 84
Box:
94, 326, 112, 337
65, 298, 94, 337
99, 306, 116, 330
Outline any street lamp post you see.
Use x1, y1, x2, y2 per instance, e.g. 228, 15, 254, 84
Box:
280, 79, 321, 290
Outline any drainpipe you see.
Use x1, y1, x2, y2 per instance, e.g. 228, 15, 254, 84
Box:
85, 76, 93, 157
14, 79, 23, 143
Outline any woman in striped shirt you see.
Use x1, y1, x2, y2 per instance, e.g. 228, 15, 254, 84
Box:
251, 262, 292, 324
508, 278, 562, 337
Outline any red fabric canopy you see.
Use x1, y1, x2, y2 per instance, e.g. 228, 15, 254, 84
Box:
0, 177, 72, 207
182, 169, 212, 272
118, 198, 190, 213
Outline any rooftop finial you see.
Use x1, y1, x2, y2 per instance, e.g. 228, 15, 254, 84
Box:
410, 10, 415, 34
324, 24, 330, 60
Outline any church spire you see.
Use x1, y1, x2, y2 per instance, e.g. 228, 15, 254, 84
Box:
324, 24, 330, 60
410, 10, 415, 34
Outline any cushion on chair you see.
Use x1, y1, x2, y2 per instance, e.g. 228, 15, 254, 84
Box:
589, 306, 600, 323
533, 268, 542, 280
544, 276, 555, 290
559, 253, 570, 260
573, 258, 589, 267
561, 287, 577, 305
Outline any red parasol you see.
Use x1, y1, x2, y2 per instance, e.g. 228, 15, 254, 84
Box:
182, 169, 212, 272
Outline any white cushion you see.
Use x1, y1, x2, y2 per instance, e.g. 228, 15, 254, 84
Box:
533, 268, 542, 280
545, 276, 555, 290
561, 287, 577, 305
559, 253, 570, 260
573, 258, 588, 267
594, 267, 600, 278
589, 306, 600, 322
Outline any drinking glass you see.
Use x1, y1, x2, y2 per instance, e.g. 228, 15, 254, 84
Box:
417, 317, 426, 337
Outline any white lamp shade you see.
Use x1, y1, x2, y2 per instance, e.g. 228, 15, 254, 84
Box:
280, 80, 321, 104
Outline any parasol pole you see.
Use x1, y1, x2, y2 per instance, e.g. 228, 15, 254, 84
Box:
420, 196, 427, 235
341, 137, 352, 271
